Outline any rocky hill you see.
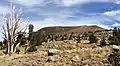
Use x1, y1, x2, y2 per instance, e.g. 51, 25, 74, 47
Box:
37, 25, 105, 35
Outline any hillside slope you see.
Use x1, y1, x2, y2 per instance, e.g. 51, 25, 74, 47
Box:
37, 25, 105, 35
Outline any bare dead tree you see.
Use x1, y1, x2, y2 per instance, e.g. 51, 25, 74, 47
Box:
2, 2, 28, 55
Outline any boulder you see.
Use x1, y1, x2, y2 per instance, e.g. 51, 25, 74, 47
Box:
47, 49, 59, 61
80, 40, 90, 44
48, 55, 58, 62
48, 49, 59, 54
72, 55, 80, 62
112, 45, 119, 51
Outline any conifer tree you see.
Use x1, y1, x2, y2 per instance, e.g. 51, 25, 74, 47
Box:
89, 32, 97, 43
27, 24, 37, 52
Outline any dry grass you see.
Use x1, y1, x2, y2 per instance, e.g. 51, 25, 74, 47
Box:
0, 41, 112, 66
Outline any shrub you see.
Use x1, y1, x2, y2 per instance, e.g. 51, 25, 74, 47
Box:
89, 32, 98, 43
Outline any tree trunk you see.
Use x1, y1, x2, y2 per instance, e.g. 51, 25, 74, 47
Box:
11, 44, 14, 53
13, 43, 20, 53
7, 42, 11, 55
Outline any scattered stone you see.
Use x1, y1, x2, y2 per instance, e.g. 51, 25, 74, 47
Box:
48, 55, 58, 62
47, 49, 59, 62
81, 40, 90, 44
82, 59, 90, 65
112, 45, 119, 49
48, 49, 59, 54
72, 55, 80, 62
112, 45, 119, 52
0, 40, 113, 66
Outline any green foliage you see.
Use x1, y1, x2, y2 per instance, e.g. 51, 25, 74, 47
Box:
28, 24, 34, 44
76, 34, 81, 43
100, 37, 106, 47
108, 36, 115, 45
82, 32, 89, 40
27, 24, 38, 52
112, 27, 120, 45
113, 27, 117, 37
68, 32, 73, 40
29, 24, 34, 33
28, 24, 34, 40
33, 32, 43, 46
89, 32, 97, 43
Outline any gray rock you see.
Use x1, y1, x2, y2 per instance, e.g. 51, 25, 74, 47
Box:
47, 49, 59, 61
48, 49, 59, 54
112, 45, 119, 50
48, 55, 58, 62
80, 40, 90, 44
72, 55, 80, 62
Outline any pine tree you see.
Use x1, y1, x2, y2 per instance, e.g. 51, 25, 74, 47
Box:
113, 27, 117, 37
89, 32, 97, 43
27, 24, 37, 52
112, 27, 120, 45
108, 36, 115, 45
100, 37, 106, 47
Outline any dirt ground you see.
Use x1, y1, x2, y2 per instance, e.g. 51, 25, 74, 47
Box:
0, 41, 112, 66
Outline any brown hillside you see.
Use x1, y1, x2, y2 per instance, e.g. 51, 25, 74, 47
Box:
38, 25, 105, 35
68, 25, 105, 33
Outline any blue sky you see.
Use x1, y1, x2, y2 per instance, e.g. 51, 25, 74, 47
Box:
0, 0, 120, 31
